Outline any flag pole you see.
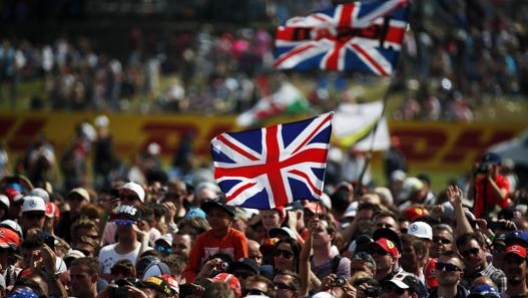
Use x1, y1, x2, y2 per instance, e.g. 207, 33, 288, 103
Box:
355, 77, 396, 196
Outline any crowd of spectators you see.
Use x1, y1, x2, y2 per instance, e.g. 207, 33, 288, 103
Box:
1, 0, 528, 121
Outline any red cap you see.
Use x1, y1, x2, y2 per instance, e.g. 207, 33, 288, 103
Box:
424, 258, 438, 289
403, 206, 429, 222
0, 227, 21, 247
370, 238, 399, 257
45, 202, 57, 218
160, 274, 179, 294
505, 245, 527, 258
209, 273, 241, 298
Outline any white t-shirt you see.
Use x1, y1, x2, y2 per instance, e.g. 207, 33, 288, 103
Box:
98, 242, 141, 274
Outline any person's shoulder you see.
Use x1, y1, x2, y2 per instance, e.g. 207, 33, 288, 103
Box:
229, 228, 247, 239
98, 243, 117, 254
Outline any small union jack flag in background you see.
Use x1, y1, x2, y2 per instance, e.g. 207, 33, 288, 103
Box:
211, 113, 333, 209
273, 0, 409, 75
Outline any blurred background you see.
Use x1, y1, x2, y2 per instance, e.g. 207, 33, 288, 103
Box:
0, 0, 527, 192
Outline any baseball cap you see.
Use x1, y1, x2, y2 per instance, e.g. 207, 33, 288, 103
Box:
384, 273, 422, 294
373, 228, 402, 252
505, 230, 528, 246
0, 227, 21, 247
160, 274, 179, 294
21, 196, 46, 213
143, 262, 171, 279
185, 208, 207, 219
209, 273, 242, 298
368, 238, 399, 257
468, 284, 501, 298
504, 245, 527, 258
0, 220, 23, 239
120, 182, 145, 203
399, 177, 424, 201
268, 227, 296, 239
45, 202, 58, 218
407, 221, 433, 240
424, 258, 438, 289
29, 188, 50, 203
347, 234, 374, 253
136, 255, 161, 276
68, 188, 90, 202
64, 250, 86, 266
231, 258, 260, 275
155, 234, 173, 247
0, 195, 9, 209
480, 152, 501, 166
139, 276, 175, 296
403, 206, 429, 222
201, 197, 236, 218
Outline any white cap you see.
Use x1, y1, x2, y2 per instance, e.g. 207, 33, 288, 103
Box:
147, 142, 161, 155
29, 188, 50, 203
399, 177, 424, 201
21, 196, 46, 213
95, 115, 109, 128
65, 249, 86, 261
407, 221, 432, 240
391, 170, 407, 182
120, 182, 145, 203
155, 234, 173, 247
0, 220, 23, 238
0, 195, 9, 209
344, 201, 358, 218
312, 291, 336, 298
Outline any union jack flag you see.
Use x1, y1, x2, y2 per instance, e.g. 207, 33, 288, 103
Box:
273, 0, 409, 75
211, 113, 333, 209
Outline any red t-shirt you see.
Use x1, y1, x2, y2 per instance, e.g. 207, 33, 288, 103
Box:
473, 175, 510, 218
182, 228, 248, 283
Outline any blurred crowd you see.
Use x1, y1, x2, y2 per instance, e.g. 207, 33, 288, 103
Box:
0, 0, 527, 121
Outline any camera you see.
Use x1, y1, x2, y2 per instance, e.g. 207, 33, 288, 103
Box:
332, 277, 346, 287
219, 261, 230, 271
364, 287, 381, 297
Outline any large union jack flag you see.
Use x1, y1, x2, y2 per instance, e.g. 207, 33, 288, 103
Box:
273, 0, 409, 75
211, 113, 333, 209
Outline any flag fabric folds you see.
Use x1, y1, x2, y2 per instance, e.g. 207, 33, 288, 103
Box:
273, 0, 409, 75
211, 113, 333, 209
236, 82, 309, 128
332, 101, 390, 151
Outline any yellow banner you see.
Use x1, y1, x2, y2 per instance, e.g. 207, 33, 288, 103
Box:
0, 113, 524, 171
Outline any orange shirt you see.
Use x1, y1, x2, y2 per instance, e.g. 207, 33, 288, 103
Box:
182, 228, 248, 283
473, 175, 510, 218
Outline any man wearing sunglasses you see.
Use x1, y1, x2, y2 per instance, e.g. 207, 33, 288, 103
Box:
503, 245, 528, 298
273, 269, 301, 298
456, 233, 507, 293
381, 273, 421, 298
430, 224, 455, 259
428, 251, 468, 298
20, 196, 46, 231
98, 205, 142, 280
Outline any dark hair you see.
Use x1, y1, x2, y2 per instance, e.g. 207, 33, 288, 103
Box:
203, 282, 235, 298
71, 257, 102, 275
456, 233, 485, 249
274, 238, 301, 272
245, 275, 276, 297
357, 202, 380, 213
162, 254, 188, 275
110, 259, 136, 277
275, 269, 301, 291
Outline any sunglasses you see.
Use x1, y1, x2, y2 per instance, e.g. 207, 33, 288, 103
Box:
114, 219, 135, 227
24, 213, 45, 220
433, 237, 452, 245
68, 195, 85, 202
244, 289, 268, 296
460, 247, 480, 258
436, 262, 462, 272
273, 249, 294, 259
274, 282, 294, 291
155, 245, 173, 255
383, 284, 406, 295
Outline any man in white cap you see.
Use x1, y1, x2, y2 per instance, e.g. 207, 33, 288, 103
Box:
20, 196, 46, 232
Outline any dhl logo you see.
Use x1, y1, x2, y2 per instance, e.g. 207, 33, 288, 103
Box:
0, 114, 523, 170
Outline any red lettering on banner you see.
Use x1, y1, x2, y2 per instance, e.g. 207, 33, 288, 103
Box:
0, 119, 16, 137
141, 123, 199, 156
8, 118, 46, 151
393, 128, 448, 162
442, 129, 517, 163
